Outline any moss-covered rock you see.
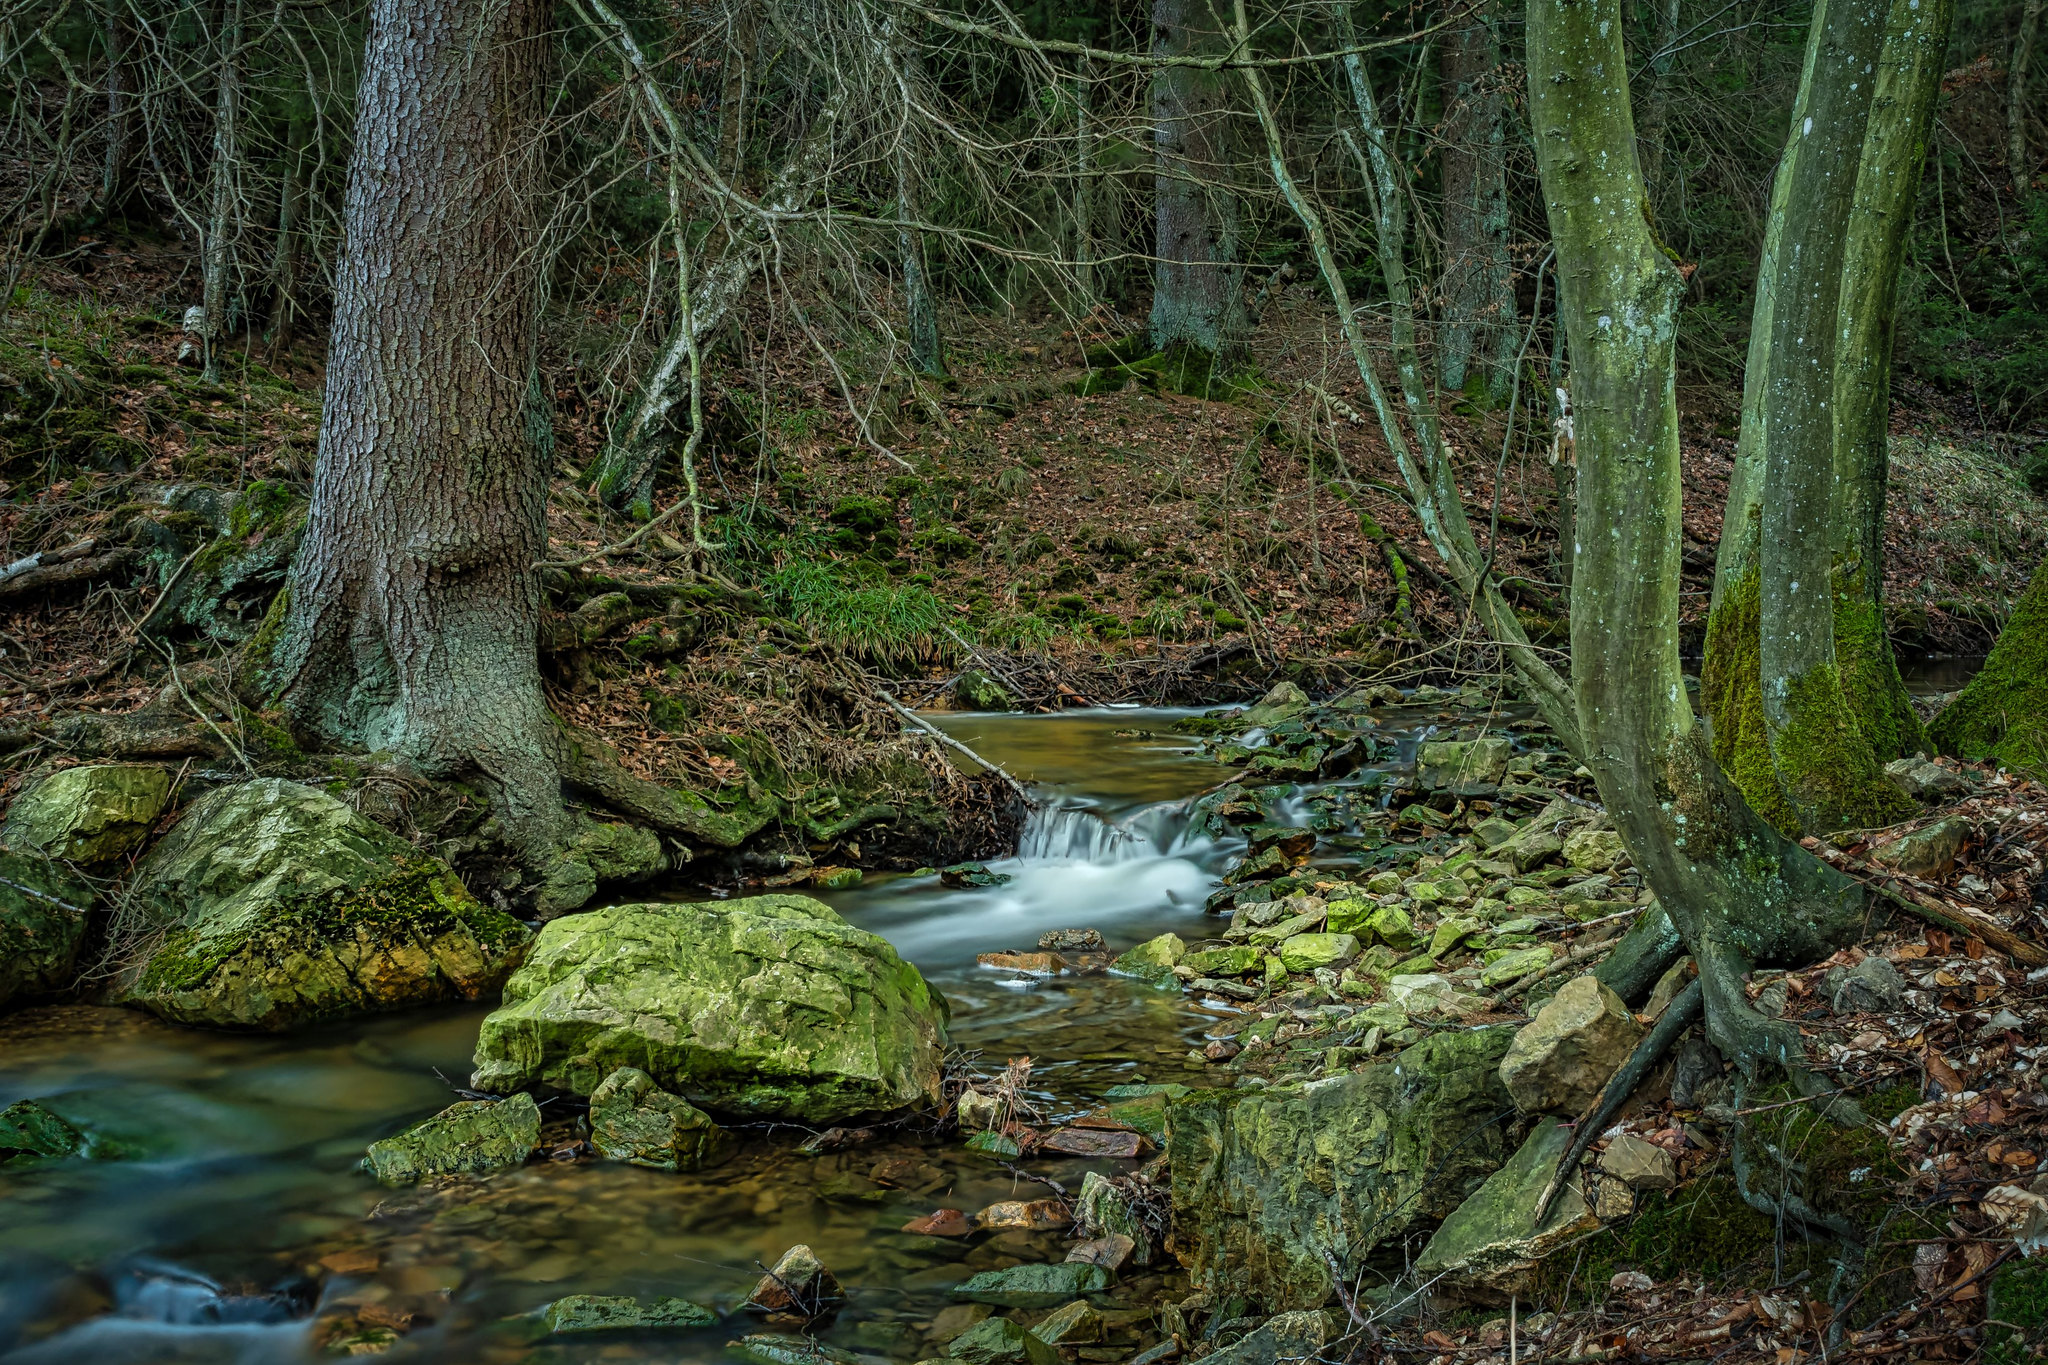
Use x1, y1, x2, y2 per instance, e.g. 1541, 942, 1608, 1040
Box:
362, 1093, 540, 1184
1413, 1117, 1600, 1299
1, 764, 170, 863
120, 779, 530, 1031
0, 851, 93, 1008
952, 1263, 1111, 1308
470, 894, 947, 1122
1933, 558, 2048, 776
0, 1098, 90, 1164
542, 1294, 717, 1334
589, 1066, 735, 1172
1167, 1026, 1520, 1309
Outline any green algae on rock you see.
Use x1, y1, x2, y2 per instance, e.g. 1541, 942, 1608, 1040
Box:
0, 1098, 90, 1164
0, 764, 170, 863
1413, 1116, 1600, 1299
588, 1066, 735, 1172
542, 1293, 717, 1333
952, 1263, 1111, 1308
470, 894, 947, 1122
362, 1092, 541, 1183
1167, 1025, 1520, 1309
120, 779, 530, 1031
0, 851, 93, 1008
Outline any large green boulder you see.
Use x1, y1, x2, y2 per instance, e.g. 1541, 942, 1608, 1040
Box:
0, 851, 92, 1008
1167, 1026, 1520, 1309
1, 764, 170, 863
119, 779, 530, 1031
470, 895, 947, 1122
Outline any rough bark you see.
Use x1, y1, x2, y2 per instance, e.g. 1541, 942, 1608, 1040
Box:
98, 0, 137, 215
1149, 0, 1243, 356
1528, 0, 1869, 1083
1930, 556, 2048, 775
1436, 0, 1518, 399
2014, 0, 2043, 193
892, 44, 944, 377
269, 111, 308, 353
272, 0, 562, 848
1075, 54, 1096, 300
202, 0, 244, 385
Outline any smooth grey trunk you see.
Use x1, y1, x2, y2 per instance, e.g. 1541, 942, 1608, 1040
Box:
1075, 55, 1096, 300
893, 44, 943, 377
1435, 0, 1518, 398
2015, 0, 2044, 192
274, 0, 561, 848
1149, 0, 1242, 355
1528, 0, 1868, 1088
99, 0, 136, 213
269, 112, 307, 354
202, 0, 244, 384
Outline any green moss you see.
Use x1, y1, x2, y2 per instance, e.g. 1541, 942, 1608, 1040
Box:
1988, 1259, 2048, 1365
1831, 569, 1928, 761
1772, 661, 1917, 831
1931, 557, 2048, 777
1702, 568, 1801, 833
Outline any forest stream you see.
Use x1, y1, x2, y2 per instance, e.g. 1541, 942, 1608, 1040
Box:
0, 703, 1485, 1365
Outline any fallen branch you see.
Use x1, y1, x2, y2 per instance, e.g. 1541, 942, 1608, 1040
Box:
1801, 837, 2048, 966
0, 542, 138, 601
876, 687, 1036, 807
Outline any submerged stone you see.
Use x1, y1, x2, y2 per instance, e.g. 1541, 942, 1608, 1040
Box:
0, 1098, 89, 1163
953, 1263, 1111, 1308
120, 779, 530, 1031
0, 764, 170, 863
1168, 1027, 1519, 1309
361, 1093, 540, 1184
735, 1334, 867, 1365
0, 851, 93, 1009
543, 1294, 717, 1333
1030, 1299, 1103, 1346
589, 1067, 735, 1172
470, 894, 947, 1122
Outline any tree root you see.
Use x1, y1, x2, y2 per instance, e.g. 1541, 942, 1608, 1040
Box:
1591, 899, 1685, 1004
1535, 978, 1703, 1223
1729, 1077, 1864, 1246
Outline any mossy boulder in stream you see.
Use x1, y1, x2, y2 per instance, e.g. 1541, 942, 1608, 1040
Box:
363, 1093, 541, 1183
121, 779, 530, 1031
1166, 1025, 1520, 1309
0, 851, 93, 1008
470, 894, 948, 1122
1, 763, 170, 863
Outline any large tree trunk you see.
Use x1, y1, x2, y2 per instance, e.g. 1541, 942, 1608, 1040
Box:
1528, 0, 1869, 1085
1149, 0, 1242, 356
1435, 0, 1517, 399
272, 0, 561, 848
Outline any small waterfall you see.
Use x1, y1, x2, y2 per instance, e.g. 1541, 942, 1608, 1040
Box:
1016, 797, 1211, 863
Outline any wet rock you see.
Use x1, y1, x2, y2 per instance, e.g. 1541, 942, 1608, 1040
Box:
543, 1294, 717, 1333
0, 1098, 89, 1163
470, 894, 946, 1122
954, 1263, 1112, 1308
903, 1208, 972, 1237
956, 1088, 1005, 1130
1278, 933, 1359, 972
1038, 928, 1103, 951
1870, 815, 1971, 878
748, 1244, 842, 1321
1500, 975, 1641, 1115
943, 863, 1012, 889
1417, 738, 1512, 791
1246, 825, 1316, 859
1224, 847, 1294, 883
1168, 1027, 1518, 1308
1184, 946, 1262, 976
955, 670, 1016, 712
1198, 1311, 1334, 1365
871, 1156, 949, 1191
121, 779, 530, 1032
1110, 933, 1185, 988
977, 951, 1066, 974
930, 1304, 994, 1342
975, 1199, 1072, 1231
1242, 682, 1310, 728
965, 1130, 1023, 1158
1030, 1300, 1104, 1345
1598, 1133, 1677, 1189
1413, 1118, 1600, 1299
735, 1334, 866, 1365
362, 1093, 540, 1184
588, 1066, 735, 1172
1479, 945, 1553, 988
1066, 1235, 1136, 1271
1885, 756, 1967, 802
0, 851, 92, 1009
813, 867, 864, 891
1, 764, 170, 864
1076, 1171, 1155, 1265
1561, 829, 1627, 873
948, 1315, 1059, 1365
1825, 956, 1905, 1014
1042, 1128, 1145, 1158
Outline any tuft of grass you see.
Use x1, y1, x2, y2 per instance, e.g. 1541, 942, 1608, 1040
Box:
762, 558, 950, 671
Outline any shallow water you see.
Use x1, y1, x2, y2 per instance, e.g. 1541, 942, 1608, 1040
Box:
0, 708, 1253, 1364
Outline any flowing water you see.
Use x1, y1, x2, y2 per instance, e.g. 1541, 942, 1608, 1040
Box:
0, 706, 1418, 1363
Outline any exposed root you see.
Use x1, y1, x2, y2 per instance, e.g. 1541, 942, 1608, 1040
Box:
1535, 978, 1703, 1223
1591, 900, 1686, 1003
1729, 1077, 1866, 1246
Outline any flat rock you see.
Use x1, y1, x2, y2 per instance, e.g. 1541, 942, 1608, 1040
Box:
121, 779, 529, 1031
1278, 933, 1359, 972
1030, 1299, 1103, 1345
1418, 738, 1512, 791
1598, 1133, 1678, 1189
1562, 829, 1627, 873
953, 1263, 1111, 1308
1885, 757, 1967, 802
543, 1294, 716, 1333
1, 764, 170, 863
362, 1093, 539, 1184
1197, 1311, 1334, 1365
1042, 1127, 1144, 1158
948, 1315, 1059, 1365
749, 1244, 841, 1320
1870, 815, 1971, 878
974, 1198, 1072, 1231
1414, 1117, 1599, 1299
470, 894, 946, 1122
589, 1066, 734, 1172
903, 1208, 972, 1237
1499, 975, 1642, 1115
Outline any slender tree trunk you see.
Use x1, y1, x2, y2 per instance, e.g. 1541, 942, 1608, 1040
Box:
1636, 0, 1681, 206
1075, 54, 1096, 301
718, 1, 753, 184
2014, 0, 2043, 193
892, 43, 944, 377
1435, 0, 1517, 399
1830, 0, 1951, 763
99, 0, 136, 215
202, 0, 244, 384
1528, 0, 1869, 1083
1149, 0, 1242, 357
269, 111, 307, 355
273, 0, 561, 849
